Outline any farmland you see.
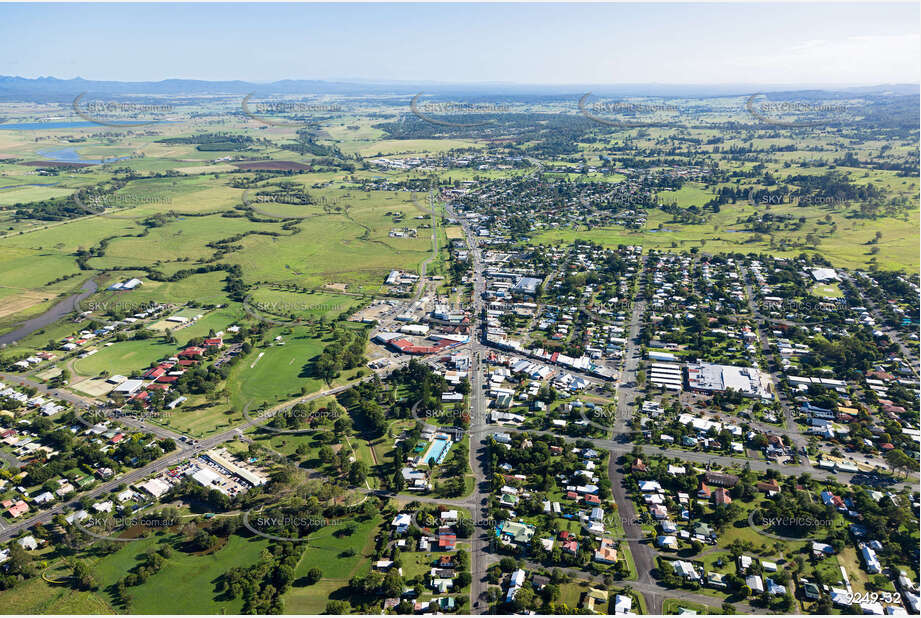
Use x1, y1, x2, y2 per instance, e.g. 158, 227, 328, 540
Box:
0, 69, 917, 618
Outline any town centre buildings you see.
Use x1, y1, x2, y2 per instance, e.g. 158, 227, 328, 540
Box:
687, 362, 773, 400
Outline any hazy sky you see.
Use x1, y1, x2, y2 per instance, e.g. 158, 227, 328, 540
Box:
1, 3, 918, 85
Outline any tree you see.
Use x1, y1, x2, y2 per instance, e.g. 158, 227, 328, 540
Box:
391, 468, 406, 492
513, 586, 536, 611
274, 563, 296, 594
499, 557, 518, 572
455, 519, 474, 538
884, 449, 914, 478
542, 583, 561, 603
325, 600, 350, 614
348, 461, 369, 486
334, 415, 352, 435
71, 559, 97, 590
382, 570, 403, 597
4, 544, 34, 578
193, 528, 218, 551
318, 445, 335, 464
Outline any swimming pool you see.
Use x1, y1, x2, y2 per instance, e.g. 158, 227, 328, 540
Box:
421, 437, 452, 465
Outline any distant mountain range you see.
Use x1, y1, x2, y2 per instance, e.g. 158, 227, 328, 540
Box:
0, 75, 917, 103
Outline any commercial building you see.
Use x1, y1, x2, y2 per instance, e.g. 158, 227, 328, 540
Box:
687, 362, 772, 399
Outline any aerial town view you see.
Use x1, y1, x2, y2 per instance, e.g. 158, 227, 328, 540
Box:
0, 1, 918, 615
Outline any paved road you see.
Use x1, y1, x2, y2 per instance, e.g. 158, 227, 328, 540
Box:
0, 371, 99, 410
0, 371, 189, 445
515, 557, 756, 615
740, 266, 809, 460
840, 271, 919, 377
0, 446, 190, 543
0, 373, 392, 545
3, 202, 912, 614
607, 255, 663, 612
456, 203, 492, 613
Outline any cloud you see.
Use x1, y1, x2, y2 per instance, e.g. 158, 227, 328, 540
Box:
731, 33, 920, 83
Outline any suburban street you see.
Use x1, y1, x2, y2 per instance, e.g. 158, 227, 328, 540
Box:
0, 198, 913, 614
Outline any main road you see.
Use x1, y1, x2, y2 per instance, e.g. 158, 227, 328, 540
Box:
0, 368, 396, 544
454, 202, 493, 612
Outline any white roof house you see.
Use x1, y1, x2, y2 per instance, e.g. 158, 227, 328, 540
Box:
614, 595, 633, 614
139, 478, 171, 498
746, 574, 764, 593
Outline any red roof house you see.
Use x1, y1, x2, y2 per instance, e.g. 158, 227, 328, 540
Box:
7, 500, 29, 518
438, 534, 456, 550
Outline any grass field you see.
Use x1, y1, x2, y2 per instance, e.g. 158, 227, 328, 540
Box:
226, 324, 364, 410
282, 578, 346, 614
663, 598, 713, 614
91, 532, 272, 613
72, 337, 178, 377
444, 225, 464, 239
558, 578, 603, 612
0, 532, 272, 614
246, 288, 365, 321
535, 205, 919, 272
810, 282, 844, 298
0, 575, 115, 614
283, 515, 380, 612
154, 397, 245, 437
0, 172, 442, 331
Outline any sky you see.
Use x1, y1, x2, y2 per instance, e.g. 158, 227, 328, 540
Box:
0, 3, 918, 85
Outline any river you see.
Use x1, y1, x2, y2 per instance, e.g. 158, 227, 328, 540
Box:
0, 278, 98, 347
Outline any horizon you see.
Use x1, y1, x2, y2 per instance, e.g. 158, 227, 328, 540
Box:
3, 75, 920, 88
1, 3, 918, 85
